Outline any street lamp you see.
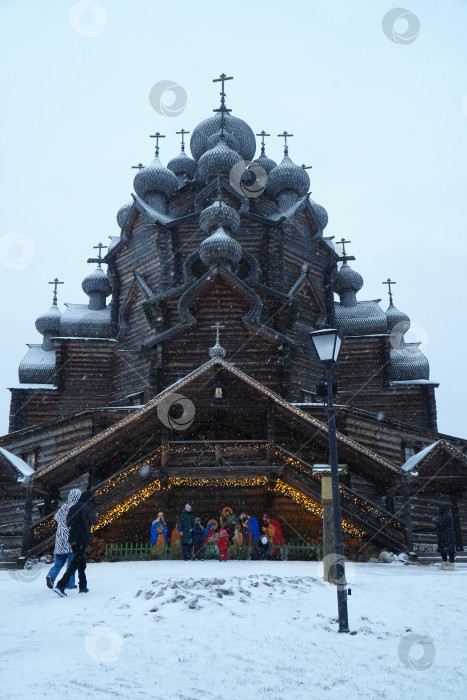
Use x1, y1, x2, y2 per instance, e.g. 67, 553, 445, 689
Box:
310, 328, 349, 633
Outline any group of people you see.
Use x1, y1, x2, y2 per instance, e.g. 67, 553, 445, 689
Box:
151, 505, 285, 561
46, 489, 98, 596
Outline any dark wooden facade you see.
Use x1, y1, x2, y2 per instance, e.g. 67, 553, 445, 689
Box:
1, 97, 464, 558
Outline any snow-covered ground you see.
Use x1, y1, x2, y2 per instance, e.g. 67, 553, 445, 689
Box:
1, 560, 466, 699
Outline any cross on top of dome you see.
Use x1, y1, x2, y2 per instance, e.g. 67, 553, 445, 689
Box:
176, 128, 190, 152
48, 277, 64, 306
149, 131, 166, 157
87, 242, 107, 269
209, 321, 226, 358
213, 72, 233, 133
278, 131, 293, 156
382, 278, 396, 306
336, 238, 356, 264
256, 130, 271, 155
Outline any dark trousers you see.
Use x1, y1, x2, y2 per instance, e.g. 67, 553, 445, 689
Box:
58, 544, 88, 590
254, 538, 271, 560
441, 553, 455, 562
182, 543, 192, 560
193, 540, 204, 560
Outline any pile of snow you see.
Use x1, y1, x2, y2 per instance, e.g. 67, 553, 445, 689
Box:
1, 560, 465, 699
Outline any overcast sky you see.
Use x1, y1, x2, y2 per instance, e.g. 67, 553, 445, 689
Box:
0, 0, 466, 439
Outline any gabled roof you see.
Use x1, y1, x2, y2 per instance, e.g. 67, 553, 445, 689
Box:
401, 439, 467, 473
33, 357, 402, 486
0, 447, 34, 482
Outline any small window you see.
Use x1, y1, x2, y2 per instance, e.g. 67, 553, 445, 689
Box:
128, 392, 144, 406
22, 451, 37, 470
403, 445, 417, 462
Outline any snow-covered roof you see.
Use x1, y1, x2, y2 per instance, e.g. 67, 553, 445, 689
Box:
9, 384, 57, 390
401, 441, 440, 472
0, 446, 34, 477
389, 380, 439, 386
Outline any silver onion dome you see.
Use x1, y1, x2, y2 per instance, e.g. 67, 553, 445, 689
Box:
167, 150, 197, 179
190, 112, 256, 161
35, 304, 61, 336
266, 155, 310, 198
309, 199, 328, 230
133, 156, 179, 199
253, 152, 277, 174
199, 199, 240, 235
196, 136, 243, 183
199, 226, 242, 269
206, 130, 240, 153
334, 262, 364, 296
82, 267, 112, 297
116, 202, 132, 229
386, 304, 411, 333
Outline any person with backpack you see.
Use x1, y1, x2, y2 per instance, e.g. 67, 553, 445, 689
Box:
55, 490, 98, 596
46, 488, 82, 590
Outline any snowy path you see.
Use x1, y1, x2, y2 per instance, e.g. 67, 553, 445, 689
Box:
1, 560, 466, 699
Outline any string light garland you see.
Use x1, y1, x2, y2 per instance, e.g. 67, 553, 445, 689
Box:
273, 479, 365, 538
93, 479, 162, 531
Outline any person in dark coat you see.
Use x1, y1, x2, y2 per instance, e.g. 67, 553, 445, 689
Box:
433, 503, 456, 570
192, 517, 204, 560
55, 491, 98, 595
178, 503, 194, 560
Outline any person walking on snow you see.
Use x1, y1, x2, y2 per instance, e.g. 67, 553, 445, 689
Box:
46, 488, 82, 590
433, 503, 456, 570
55, 490, 98, 596
178, 503, 194, 560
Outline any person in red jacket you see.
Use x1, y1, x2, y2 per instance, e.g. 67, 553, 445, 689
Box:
217, 528, 229, 561
262, 513, 284, 557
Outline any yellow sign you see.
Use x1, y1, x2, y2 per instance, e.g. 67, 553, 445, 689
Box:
322, 476, 333, 501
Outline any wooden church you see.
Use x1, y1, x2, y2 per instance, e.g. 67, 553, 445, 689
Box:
1, 74, 466, 560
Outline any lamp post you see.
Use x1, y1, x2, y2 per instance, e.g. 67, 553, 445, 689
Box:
310, 328, 349, 633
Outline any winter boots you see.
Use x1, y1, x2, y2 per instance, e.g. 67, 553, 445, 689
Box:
439, 560, 455, 570
46, 576, 54, 589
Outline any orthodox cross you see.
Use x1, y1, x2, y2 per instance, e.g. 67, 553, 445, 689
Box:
256, 130, 270, 155
383, 278, 396, 305
211, 321, 225, 344
48, 277, 64, 306
131, 162, 144, 170
176, 128, 190, 152
149, 131, 165, 156
209, 321, 226, 359
278, 131, 293, 155
335, 238, 355, 263
213, 73, 233, 132
87, 242, 107, 268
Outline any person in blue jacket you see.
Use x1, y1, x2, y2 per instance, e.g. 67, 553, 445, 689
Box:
243, 513, 271, 559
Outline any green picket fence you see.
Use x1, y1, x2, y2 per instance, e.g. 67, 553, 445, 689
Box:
104, 540, 322, 562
